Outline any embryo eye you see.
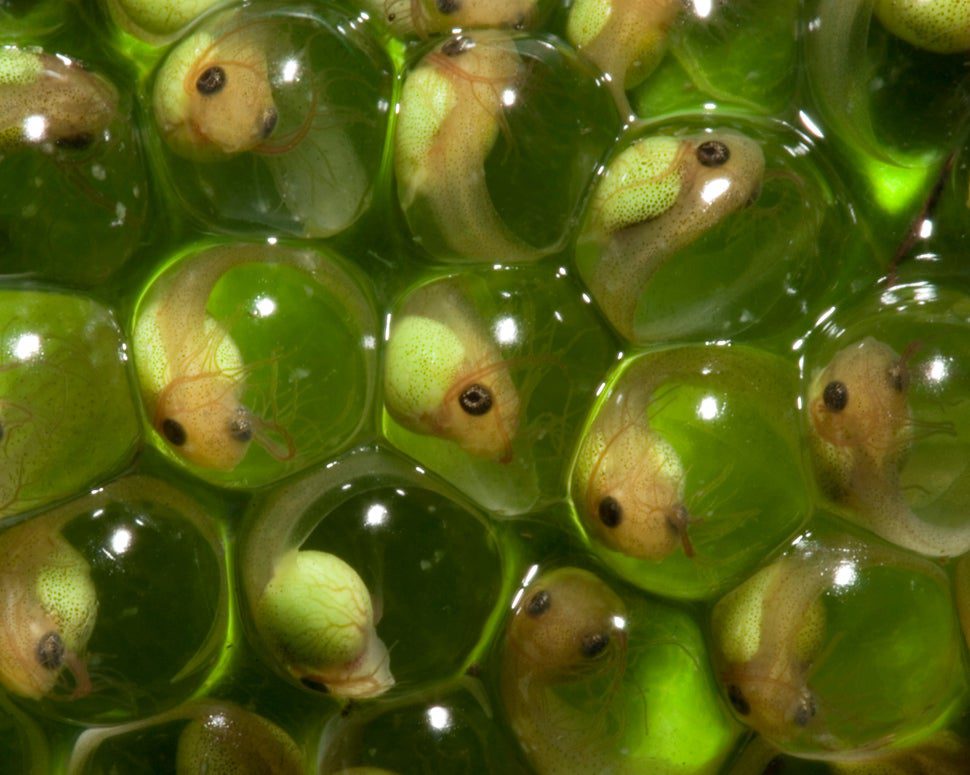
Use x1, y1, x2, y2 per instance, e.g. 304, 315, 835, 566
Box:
598, 496, 622, 528
526, 590, 551, 617
696, 140, 731, 167
162, 418, 188, 446
823, 380, 848, 412
196, 66, 227, 95
459, 383, 493, 416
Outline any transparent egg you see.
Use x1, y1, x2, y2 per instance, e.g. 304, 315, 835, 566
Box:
501, 565, 739, 773
241, 447, 505, 697
150, 2, 392, 237
382, 266, 616, 515
0, 46, 148, 285
570, 345, 811, 599
0, 476, 228, 724
68, 700, 303, 773
629, 0, 801, 118
319, 688, 518, 773
711, 523, 965, 759
131, 241, 378, 488
802, 281, 970, 558
0, 290, 138, 522
574, 115, 876, 345
804, 0, 969, 171
394, 31, 620, 263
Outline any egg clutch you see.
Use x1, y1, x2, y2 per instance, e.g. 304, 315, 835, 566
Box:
1, 1, 969, 773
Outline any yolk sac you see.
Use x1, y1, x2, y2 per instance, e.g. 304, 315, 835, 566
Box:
255, 550, 394, 700
105, 0, 223, 44
176, 703, 303, 775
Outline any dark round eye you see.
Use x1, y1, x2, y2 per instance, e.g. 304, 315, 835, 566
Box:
55, 133, 94, 151
598, 496, 622, 528
228, 414, 253, 443
196, 66, 227, 95
580, 631, 610, 658
822, 380, 848, 412
442, 35, 474, 57
525, 589, 550, 617
436, 0, 460, 13
793, 694, 817, 727
459, 383, 493, 416
161, 418, 187, 446
727, 684, 750, 715
696, 140, 731, 167
36, 632, 65, 670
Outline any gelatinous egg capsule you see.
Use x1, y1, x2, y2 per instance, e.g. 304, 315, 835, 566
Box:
501, 567, 630, 772
395, 32, 550, 263
566, 0, 680, 117
0, 515, 97, 701
873, 0, 970, 54
384, 283, 520, 462
254, 549, 394, 699
0, 47, 117, 153
104, 0, 224, 44
133, 245, 315, 472
153, 18, 278, 160
807, 336, 970, 558
712, 557, 828, 745
572, 391, 693, 561
577, 130, 764, 342
177, 703, 303, 775
373, 0, 542, 38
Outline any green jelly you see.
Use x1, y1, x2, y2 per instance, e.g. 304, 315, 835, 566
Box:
0, 289, 138, 521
